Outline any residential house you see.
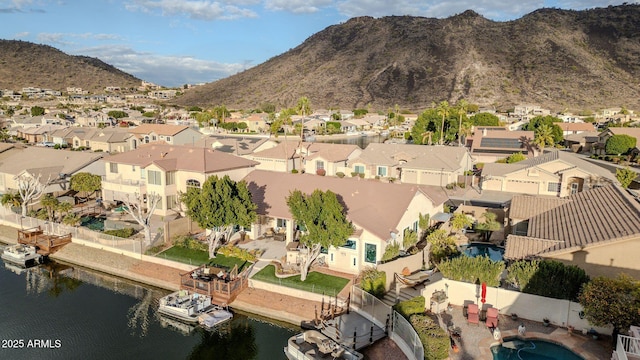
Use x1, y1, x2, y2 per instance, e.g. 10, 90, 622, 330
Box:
469, 128, 535, 163
481, 150, 614, 197
194, 135, 278, 156
347, 143, 473, 186
247, 141, 302, 172
242, 170, 449, 275
241, 114, 269, 133
563, 132, 600, 153
557, 122, 596, 136
101, 144, 259, 216
0, 145, 105, 199
128, 124, 202, 148
505, 185, 640, 278
299, 142, 361, 176
16, 124, 67, 144
593, 127, 640, 155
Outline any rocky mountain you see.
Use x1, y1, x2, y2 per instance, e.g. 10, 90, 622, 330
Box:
0, 40, 141, 93
175, 4, 640, 112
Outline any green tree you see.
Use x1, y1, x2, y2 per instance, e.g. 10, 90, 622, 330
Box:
436, 101, 450, 145
578, 274, 640, 339
41, 193, 60, 221
194, 111, 213, 128
403, 229, 418, 249
605, 134, 637, 155
30, 106, 45, 116
470, 112, 499, 126
1, 191, 22, 211
476, 211, 500, 241
450, 213, 473, 232
213, 105, 230, 126
534, 124, 555, 152
56, 201, 73, 222
70, 172, 102, 199
616, 167, 637, 188
456, 99, 469, 146
286, 189, 353, 281
187, 106, 203, 112
410, 109, 439, 145
0, 127, 10, 143
107, 110, 128, 119
524, 115, 563, 145
181, 175, 257, 258
426, 229, 458, 264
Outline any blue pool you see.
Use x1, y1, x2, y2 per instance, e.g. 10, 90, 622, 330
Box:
460, 243, 505, 262
80, 215, 105, 231
491, 338, 584, 360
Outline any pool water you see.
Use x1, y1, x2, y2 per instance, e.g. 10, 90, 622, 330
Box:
460, 243, 505, 262
80, 215, 105, 231
491, 338, 584, 360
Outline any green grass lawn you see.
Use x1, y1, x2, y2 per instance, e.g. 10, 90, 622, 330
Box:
156, 247, 251, 271
252, 265, 349, 296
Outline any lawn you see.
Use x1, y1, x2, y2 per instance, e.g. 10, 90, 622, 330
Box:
252, 265, 349, 296
156, 247, 251, 271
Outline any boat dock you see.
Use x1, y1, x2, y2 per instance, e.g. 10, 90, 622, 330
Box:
17, 226, 72, 256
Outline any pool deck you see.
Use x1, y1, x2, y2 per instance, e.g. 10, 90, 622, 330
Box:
444, 305, 612, 360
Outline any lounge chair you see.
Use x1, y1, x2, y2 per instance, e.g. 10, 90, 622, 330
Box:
486, 307, 499, 328
467, 303, 479, 326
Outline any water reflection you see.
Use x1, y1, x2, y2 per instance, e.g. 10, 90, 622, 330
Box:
188, 321, 257, 360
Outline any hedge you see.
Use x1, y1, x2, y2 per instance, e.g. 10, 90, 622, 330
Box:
438, 256, 504, 287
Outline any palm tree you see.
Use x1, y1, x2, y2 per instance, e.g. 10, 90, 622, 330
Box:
460, 122, 473, 146
295, 97, 311, 170
213, 105, 230, 127
534, 124, 555, 152
436, 101, 450, 145
456, 99, 469, 146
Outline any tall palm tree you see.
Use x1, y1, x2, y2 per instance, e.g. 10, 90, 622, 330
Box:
295, 97, 311, 170
436, 101, 450, 145
456, 99, 469, 146
534, 124, 555, 153
460, 122, 473, 147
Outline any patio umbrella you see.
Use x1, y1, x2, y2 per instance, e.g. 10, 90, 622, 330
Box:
481, 282, 487, 304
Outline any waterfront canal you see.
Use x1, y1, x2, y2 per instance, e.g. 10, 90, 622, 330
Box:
0, 260, 298, 360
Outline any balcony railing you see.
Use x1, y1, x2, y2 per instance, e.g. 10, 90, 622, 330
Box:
101, 176, 146, 187
615, 335, 640, 360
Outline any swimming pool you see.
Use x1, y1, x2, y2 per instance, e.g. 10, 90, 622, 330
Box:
491, 338, 584, 360
460, 243, 505, 262
80, 215, 105, 231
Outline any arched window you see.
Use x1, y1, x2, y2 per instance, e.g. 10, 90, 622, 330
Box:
186, 179, 201, 188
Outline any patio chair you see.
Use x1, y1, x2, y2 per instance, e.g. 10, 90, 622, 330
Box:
486, 307, 499, 328
467, 303, 479, 326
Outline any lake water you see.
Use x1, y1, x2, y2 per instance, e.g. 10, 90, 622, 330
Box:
0, 259, 298, 360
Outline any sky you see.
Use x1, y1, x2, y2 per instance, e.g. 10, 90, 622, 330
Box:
0, 0, 634, 87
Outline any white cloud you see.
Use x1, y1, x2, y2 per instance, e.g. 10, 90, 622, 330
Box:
125, 0, 258, 20
264, 0, 332, 14
37, 32, 72, 45
77, 45, 247, 86
36, 32, 124, 46
14, 31, 29, 38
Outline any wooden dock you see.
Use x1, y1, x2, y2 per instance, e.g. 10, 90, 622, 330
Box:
180, 263, 252, 305
17, 226, 72, 256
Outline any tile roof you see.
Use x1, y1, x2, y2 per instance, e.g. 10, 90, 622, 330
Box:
481, 163, 527, 177
128, 124, 190, 136
194, 135, 271, 155
104, 144, 259, 173
509, 195, 569, 219
354, 143, 469, 171
250, 141, 300, 159
564, 132, 600, 142
557, 123, 596, 132
242, 170, 448, 240
301, 142, 360, 162
517, 150, 616, 181
504, 235, 562, 260
0, 147, 104, 178
470, 130, 534, 153
505, 185, 640, 259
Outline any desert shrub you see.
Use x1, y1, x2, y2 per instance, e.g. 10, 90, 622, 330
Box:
104, 227, 135, 238
291, 169, 299, 174
216, 244, 257, 262
381, 242, 400, 262
360, 267, 386, 298
521, 260, 589, 301
410, 314, 449, 360
393, 296, 425, 319
336, 172, 345, 178
438, 256, 504, 287
173, 235, 208, 252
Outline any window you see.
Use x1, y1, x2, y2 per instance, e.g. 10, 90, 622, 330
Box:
365, 243, 376, 263
109, 163, 118, 173
354, 165, 365, 174
132, 165, 136, 172
166, 171, 175, 185
140, 169, 145, 179
277, 218, 287, 228
316, 161, 324, 171
166, 136, 171, 142
148, 170, 162, 185
341, 240, 356, 250
167, 195, 177, 209
377, 166, 387, 177
571, 183, 579, 194
330, 253, 334, 262
186, 179, 200, 188
547, 182, 561, 193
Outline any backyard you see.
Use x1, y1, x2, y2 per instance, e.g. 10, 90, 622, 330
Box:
252, 264, 350, 297
155, 246, 250, 271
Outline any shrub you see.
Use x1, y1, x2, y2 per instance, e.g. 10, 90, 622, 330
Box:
393, 296, 425, 319
438, 256, 505, 287
351, 172, 358, 177
316, 169, 326, 176
521, 260, 589, 301
445, 183, 456, 190
358, 173, 364, 178
506, 259, 540, 290
381, 242, 400, 262
360, 267, 386, 298
104, 227, 135, 238
410, 314, 449, 360
173, 235, 208, 252
606, 134, 637, 155
291, 169, 299, 174
336, 172, 345, 178
216, 244, 257, 262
